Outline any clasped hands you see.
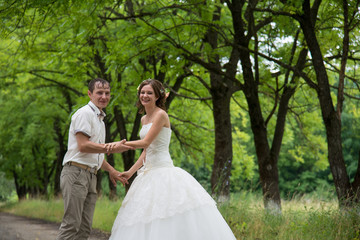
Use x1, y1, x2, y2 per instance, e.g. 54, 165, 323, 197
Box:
105, 139, 134, 154
108, 169, 133, 187
105, 139, 134, 187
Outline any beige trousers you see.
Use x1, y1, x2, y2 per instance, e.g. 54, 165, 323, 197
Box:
56, 165, 97, 240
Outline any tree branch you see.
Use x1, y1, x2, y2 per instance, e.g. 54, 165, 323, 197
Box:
28, 71, 83, 96
169, 114, 213, 131
167, 86, 212, 101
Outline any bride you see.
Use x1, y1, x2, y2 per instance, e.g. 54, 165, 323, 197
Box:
107, 79, 236, 240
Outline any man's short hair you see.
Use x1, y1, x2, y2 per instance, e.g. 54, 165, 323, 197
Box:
88, 78, 110, 92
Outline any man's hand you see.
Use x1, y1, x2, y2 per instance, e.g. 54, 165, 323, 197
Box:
114, 139, 135, 152
109, 169, 128, 187
105, 139, 134, 154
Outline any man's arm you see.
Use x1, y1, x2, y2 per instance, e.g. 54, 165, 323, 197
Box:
75, 133, 132, 186
101, 160, 128, 186
76, 133, 133, 153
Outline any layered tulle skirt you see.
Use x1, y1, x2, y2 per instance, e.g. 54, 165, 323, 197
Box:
109, 166, 236, 240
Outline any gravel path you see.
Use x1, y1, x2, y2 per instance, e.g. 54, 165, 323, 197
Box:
0, 212, 110, 240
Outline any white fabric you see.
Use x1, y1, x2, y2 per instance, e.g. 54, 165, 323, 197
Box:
62, 101, 106, 169
109, 123, 236, 240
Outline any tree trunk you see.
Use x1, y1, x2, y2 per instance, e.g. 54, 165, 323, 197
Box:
53, 118, 66, 196
210, 77, 233, 201
299, 0, 352, 206
104, 116, 116, 197
202, 5, 234, 201
227, 0, 282, 210
244, 86, 281, 210
237, 31, 281, 210
96, 170, 103, 196
106, 154, 117, 200
114, 107, 142, 191
13, 170, 26, 200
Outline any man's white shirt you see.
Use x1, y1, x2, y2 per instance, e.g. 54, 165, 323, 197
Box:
63, 101, 106, 170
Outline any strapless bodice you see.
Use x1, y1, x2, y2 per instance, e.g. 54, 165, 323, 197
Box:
139, 123, 173, 170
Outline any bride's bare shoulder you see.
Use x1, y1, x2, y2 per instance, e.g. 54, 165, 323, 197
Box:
154, 109, 169, 127
155, 109, 168, 119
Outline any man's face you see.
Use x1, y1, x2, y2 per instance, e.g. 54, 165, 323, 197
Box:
88, 82, 110, 110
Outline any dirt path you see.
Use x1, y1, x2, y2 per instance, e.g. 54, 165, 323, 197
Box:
0, 212, 110, 240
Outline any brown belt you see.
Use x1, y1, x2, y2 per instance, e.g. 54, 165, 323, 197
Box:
67, 161, 98, 174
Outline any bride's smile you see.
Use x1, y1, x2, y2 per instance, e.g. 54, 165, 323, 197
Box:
140, 85, 158, 106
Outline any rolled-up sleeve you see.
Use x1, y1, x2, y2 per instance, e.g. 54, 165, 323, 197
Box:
72, 110, 92, 137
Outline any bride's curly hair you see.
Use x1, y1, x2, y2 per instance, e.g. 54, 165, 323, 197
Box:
136, 79, 167, 114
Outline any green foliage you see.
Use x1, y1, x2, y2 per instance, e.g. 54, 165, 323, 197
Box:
0, 172, 15, 201
1, 0, 360, 205
277, 83, 332, 198
230, 92, 257, 192
342, 106, 360, 181
0, 85, 62, 196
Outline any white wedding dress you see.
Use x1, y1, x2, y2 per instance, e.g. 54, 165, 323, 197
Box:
109, 123, 236, 240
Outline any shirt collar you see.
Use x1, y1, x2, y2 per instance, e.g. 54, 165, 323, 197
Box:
88, 101, 106, 119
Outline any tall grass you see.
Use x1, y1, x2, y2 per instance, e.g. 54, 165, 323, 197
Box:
219, 192, 360, 240
1, 192, 359, 240
0, 197, 64, 223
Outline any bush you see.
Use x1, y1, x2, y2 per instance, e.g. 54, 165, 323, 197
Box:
0, 172, 15, 202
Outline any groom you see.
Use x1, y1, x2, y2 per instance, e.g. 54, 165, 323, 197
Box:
56, 78, 132, 240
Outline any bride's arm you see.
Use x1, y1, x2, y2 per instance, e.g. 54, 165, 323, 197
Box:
124, 111, 169, 149
120, 150, 146, 180
105, 111, 169, 152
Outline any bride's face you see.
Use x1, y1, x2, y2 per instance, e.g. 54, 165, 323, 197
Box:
139, 84, 158, 107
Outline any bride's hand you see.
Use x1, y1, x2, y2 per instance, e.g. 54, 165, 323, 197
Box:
105, 140, 134, 154
109, 169, 128, 187
105, 139, 125, 153
119, 171, 133, 181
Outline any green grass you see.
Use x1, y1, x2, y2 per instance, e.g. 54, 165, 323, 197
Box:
219, 192, 360, 240
0, 196, 122, 233
1, 192, 359, 240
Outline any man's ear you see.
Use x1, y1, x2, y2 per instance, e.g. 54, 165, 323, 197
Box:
88, 90, 92, 98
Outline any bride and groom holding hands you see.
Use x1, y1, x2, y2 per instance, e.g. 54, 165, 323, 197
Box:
56, 78, 236, 240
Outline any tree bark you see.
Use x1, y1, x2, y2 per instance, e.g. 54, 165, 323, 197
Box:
104, 116, 117, 198
243, 77, 281, 210
96, 170, 103, 196
13, 170, 26, 200
114, 106, 142, 191
106, 154, 117, 200
298, 0, 352, 206
229, 1, 308, 211
230, 0, 282, 210
53, 118, 66, 196
209, 74, 233, 201
203, 4, 234, 201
